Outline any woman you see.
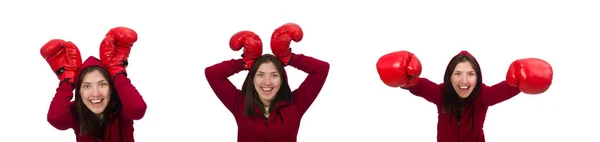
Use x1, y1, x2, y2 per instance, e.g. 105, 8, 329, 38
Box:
205, 23, 330, 142
376, 50, 553, 142
42, 27, 147, 142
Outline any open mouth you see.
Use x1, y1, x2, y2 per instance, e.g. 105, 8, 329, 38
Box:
90, 99, 104, 104
459, 86, 470, 90
261, 87, 273, 92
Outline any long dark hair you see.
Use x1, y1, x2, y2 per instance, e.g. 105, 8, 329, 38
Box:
74, 66, 122, 137
242, 54, 292, 117
442, 54, 482, 113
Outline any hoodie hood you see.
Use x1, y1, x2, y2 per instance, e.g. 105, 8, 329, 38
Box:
453, 51, 476, 61
74, 56, 108, 86
74, 56, 122, 112
444, 50, 483, 101
71, 56, 125, 140
449, 51, 481, 70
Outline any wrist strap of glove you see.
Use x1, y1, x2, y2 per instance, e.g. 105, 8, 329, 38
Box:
59, 78, 76, 91
113, 71, 127, 79
285, 52, 294, 67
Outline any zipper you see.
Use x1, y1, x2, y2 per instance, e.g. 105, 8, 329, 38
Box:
456, 108, 461, 142
264, 115, 269, 142
457, 121, 460, 142
455, 107, 465, 142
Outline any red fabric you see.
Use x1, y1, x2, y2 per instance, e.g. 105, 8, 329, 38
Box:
406, 51, 521, 142
47, 56, 147, 142
206, 54, 329, 142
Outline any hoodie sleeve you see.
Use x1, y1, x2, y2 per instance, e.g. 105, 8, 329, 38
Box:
479, 81, 522, 106
47, 81, 76, 130
406, 78, 444, 105
205, 59, 246, 114
113, 74, 148, 120
289, 54, 330, 115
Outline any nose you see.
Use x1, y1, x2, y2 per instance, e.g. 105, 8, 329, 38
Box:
460, 74, 469, 83
91, 87, 102, 97
264, 77, 273, 85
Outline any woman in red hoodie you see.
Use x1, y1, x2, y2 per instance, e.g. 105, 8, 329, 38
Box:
42, 27, 147, 142
376, 50, 553, 142
206, 23, 330, 142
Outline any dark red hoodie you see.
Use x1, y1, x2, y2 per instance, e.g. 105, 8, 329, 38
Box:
406, 51, 521, 142
47, 56, 147, 142
205, 53, 330, 142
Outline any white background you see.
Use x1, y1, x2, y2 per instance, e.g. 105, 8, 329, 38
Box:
1, 0, 598, 141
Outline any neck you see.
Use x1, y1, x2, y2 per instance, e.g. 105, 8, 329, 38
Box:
263, 104, 270, 117
96, 113, 104, 120
262, 100, 272, 115
262, 100, 271, 107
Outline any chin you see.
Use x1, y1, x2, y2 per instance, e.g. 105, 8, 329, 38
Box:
90, 109, 106, 114
259, 93, 277, 101
85, 105, 107, 114
260, 97, 275, 102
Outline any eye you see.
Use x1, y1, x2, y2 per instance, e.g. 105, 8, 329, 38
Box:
256, 73, 263, 77
271, 74, 279, 78
100, 83, 107, 86
83, 85, 90, 89
454, 73, 461, 76
469, 73, 476, 76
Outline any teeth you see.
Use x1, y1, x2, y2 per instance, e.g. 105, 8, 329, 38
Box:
459, 86, 469, 89
91, 99, 102, 103
262, 88, 273, 91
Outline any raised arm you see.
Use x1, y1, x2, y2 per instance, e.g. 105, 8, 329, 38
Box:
98, 27, 146, 120
206, 30, 264, 114
479, 81, 521, 106
405, 78, 444, 105
289, 54, 330, 114
47, 82, 76, 130
269, 23, 331, 115
113, 74, 147, 120
40, 39, 82, 130
205, 59, 246, 114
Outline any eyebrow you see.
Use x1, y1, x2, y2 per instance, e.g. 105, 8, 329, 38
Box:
257, 71, 279, 74
82, 80, 107, 84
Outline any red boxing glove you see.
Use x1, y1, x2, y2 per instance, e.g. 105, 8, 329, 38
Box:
506, 58, 553, 94
100, 27, 138, 78
40, 39, 82, 84
270, 23, 303, 66
230, 30, 263, 70
376, 50, 422, 88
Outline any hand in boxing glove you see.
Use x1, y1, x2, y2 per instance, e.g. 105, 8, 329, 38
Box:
230, 30, 263, 70
100, 27, 138, 78
506, 58, 553, 94
376, 50, 422, 88
270, 23, 303, 66
40, 39, 82, 84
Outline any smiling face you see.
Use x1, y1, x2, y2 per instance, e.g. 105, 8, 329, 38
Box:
79, 70, 111, 115
451, 61, 477, 98
253, 62, 282, 105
